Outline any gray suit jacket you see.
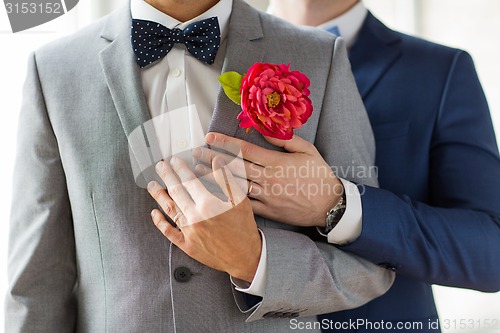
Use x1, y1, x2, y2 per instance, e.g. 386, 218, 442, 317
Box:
6, 1, 394, 332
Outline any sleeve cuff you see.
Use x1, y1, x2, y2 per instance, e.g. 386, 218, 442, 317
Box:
230, 229, 267, 297
327, 178, 363, 245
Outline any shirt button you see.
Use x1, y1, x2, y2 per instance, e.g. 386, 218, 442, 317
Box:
174, 267, 192, 283
171, 68, 182, 77
176, 139, 188, 149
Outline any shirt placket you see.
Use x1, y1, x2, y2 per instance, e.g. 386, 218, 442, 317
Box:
165, 46, 191, 157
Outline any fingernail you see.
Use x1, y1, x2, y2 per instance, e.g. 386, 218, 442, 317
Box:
155, 161, 164, 172
205, 133, 215, 145
194, 164, 205, 173
192, 147, 202, 158
216, 158, 226, 168
151, 210, 156, 218
170, 157, 179, 165
147, 181, 156, 190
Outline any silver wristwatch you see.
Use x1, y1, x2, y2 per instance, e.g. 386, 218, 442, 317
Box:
317, 191, 347, 237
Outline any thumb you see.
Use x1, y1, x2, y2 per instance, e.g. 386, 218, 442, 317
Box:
264, 134, 315, 154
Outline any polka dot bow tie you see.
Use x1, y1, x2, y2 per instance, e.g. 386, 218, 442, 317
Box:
131, 17, 221, 68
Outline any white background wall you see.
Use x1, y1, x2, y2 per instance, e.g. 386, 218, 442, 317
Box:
363, 0, 500, 145
1, 1, 499, 332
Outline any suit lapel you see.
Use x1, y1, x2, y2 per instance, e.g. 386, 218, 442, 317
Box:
98, 4, 159, 172
349, 12, 402, 99
208, 0, 274, 149
99, 0, 271, 159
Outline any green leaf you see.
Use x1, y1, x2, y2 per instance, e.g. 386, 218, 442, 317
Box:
218, 71, 243, 105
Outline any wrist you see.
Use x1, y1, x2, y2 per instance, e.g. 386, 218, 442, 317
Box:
315, 180, 345, 227
229, 234, 262, 283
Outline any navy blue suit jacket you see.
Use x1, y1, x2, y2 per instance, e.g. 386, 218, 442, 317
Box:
320, 12, 500, 332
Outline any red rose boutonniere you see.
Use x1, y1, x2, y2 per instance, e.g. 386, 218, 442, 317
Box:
218, 62, 313, 140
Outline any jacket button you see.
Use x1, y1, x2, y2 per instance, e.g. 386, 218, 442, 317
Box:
174, 267, 192, 283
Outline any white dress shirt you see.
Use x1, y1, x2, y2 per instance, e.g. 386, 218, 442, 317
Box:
131, 0, 230, 159
317, 2, 368, 50
131, 0, 267, 297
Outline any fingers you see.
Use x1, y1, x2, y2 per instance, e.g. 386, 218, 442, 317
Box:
195, 163, 263, 199
169, 157, 211, 204
250, 199, 268, 217
147, 180, 177, 216
264, 134, 316, 155
151, 209, 184, 246
193, 146, 263, 181
155, 160, 193, 213
205, 132, 279, 166
211, 155, 246, 206
194, 163, 214, 178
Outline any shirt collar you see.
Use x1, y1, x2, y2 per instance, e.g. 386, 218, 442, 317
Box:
317, 2, 367, 49
130, 0, 233, 43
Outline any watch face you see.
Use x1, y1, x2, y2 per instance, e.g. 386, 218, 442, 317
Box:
325, 213, 338, 233
326, 206, 346, 231
326, 214, 337, 226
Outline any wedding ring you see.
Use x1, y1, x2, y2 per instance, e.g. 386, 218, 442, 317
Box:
173, 212, 183, 224
247, 180, 254, 196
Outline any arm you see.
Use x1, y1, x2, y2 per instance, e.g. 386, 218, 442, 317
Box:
148, 151, 395, 321
244, 37, 392, 320
342, 51, 500, 292
236, 228, 393, 321
5, 53, 77, 332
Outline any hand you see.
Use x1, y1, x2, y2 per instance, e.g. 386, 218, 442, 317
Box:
147, 156, 262, 283
193, 132, 344, 228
